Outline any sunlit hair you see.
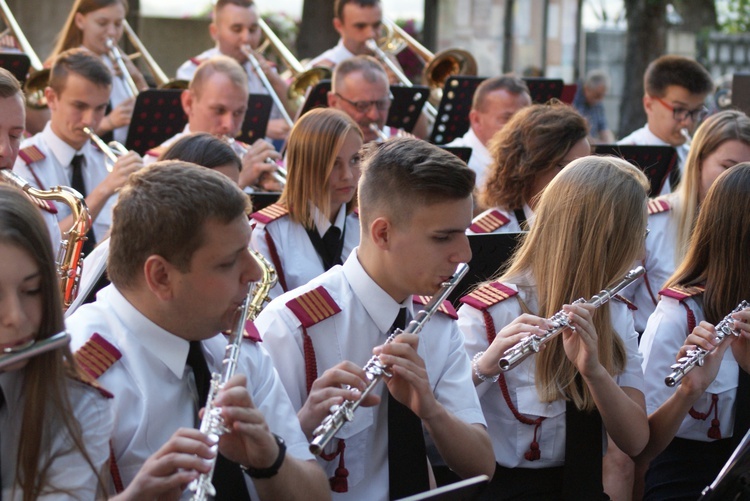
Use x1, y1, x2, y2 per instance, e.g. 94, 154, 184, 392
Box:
497, 157, 649, 410
332, 55, 387, 93
48, 48, 112, 95
49, 0, 128, 61
334, 0, 380, 21
472, 75, 529, 112
214, 0, 254, 18
671, 110, 750, 263
0, 187, 103, 500
358, 137, 475, 229
666, 163, 750, 324
279, 108, 363, 228
160, 132, 241, 173
0, 66, 23, 98
480, 100, 588, 210
189, 55, 248, 100
108, 161, 251, 290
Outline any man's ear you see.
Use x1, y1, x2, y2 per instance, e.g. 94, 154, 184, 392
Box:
369, 216, 392, 250
143, 255, 176, 301
181, 89, 193, 116
333, 17, 344, 37
209, 21, 219, 42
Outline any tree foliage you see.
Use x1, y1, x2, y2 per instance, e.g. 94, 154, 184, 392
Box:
718, 0, 750, 33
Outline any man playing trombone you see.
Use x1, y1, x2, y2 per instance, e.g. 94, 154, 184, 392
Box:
12, 48, 143, 250
177, 0, 293, 141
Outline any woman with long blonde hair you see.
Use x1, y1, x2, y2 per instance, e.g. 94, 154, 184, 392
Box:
638, 163, 750, 500
48, 0, 148, 144
629, 110, 750, 333
458, 156, 650, 499
251, 108, 363, 299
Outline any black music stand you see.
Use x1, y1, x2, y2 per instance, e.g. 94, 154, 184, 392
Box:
522, 77, 564, 104
698, 429, 750, 500
430, 75, 485, 145
440, 146, 472, 163
594, 144, 677, 197
0, 53, 30, 85
237, 94, 273, 145
126, 89, 187, 154
448, 232, 526, 308
298, 79, 331, 119
397, 475, 489, 501
387, 85, 429, 133
731, 73, 750, 116
250, 192, 281, 212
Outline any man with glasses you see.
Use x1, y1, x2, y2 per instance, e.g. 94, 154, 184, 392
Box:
328, 56, 392, 143
619, 55, 714, 194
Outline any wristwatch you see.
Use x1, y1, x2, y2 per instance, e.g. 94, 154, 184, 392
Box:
241, 433, 286, 479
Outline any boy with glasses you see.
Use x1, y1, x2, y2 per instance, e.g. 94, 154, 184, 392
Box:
619, 55, 713, 194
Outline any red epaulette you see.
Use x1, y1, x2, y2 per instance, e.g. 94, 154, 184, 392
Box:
74, 333, 122, 380
352, 207, 359, 217
613, 294, 638, 311
285, 286, 341, 328
648, 197, 671, 215
145, 145, 168, 158
189, 57, 205, 66
18, 145, 45, 165
222, 321, 262, 342
251, 203, 289, 225
412, 295, 458, 319
659, 284, 705, 301
459, 282, 518, 311
469, 210, 511, 234
70, 373, 114, 399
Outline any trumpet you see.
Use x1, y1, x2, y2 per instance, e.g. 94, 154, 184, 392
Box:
222, 135, 286, 187
107, 37, 139, 98
498, 266, 646, 371
310, 262, 469, 455
0, 331, 71, 372
241, 45, 295, 128
0, 168, 92, 309
665, 301, 749, 387
82, 126, 129, 172
680, 128, 692, 148
188, 250, 277, 500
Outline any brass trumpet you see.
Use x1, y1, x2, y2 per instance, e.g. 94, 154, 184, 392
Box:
82, 126, 129, 173
223, 135, 286, 187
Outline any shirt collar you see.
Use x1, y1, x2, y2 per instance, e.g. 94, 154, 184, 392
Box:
342, 249, 414, 335
41, 122, 88, 167
102, 285, 191, 379
312, 204, 347, 237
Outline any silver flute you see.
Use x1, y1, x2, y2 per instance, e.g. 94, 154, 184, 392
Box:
665, 300, 749, 387
0, 331, 70, 371
309, 263, 469, 455
188, 251, 277, 501
498, 266, 646, 371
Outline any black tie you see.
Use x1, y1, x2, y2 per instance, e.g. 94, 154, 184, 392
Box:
669, 159, 682, 191
387, 307, 430, 500
186, 341, 251, 501
68, 154, 96, 256
306, 225, 344, 271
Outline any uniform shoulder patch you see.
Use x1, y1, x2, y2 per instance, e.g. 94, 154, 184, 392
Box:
659, 284, 705, 301
648, 198, 671, 215
412, 296, 458, 319
251, 203, 289, 225
613, 294, 638, 311
469, 210, 511, 234
460, 282, 518, 311
189, 57, 205, 66
70, 373, 114, 399
74, 333, 122, 380
18, 145, 45, 165
145, 145, 168, 158
286, 286, 341, 328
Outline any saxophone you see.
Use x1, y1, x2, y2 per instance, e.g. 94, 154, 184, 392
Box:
1, 169, 91, 310
188, 250, 277, 501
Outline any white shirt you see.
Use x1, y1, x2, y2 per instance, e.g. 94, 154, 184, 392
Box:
255, 250, 486, 501
250, 204, 360, 300
641, 295, 740, 441
307, 39, 356, 69
446, 128, 490, 188
618, 124, 689, 195
101, 53, 131, 145
176, 47, 283, 121
66, 236, 111, 317
458, 279, 645, 468
66, 284, 314, 499
467, 204, 533, 235
13, 123, 117, 242
0, 370, 113, 500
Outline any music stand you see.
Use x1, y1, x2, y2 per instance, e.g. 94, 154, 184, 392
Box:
698, 428, 750, 500
430, 75, 485, 145
126, 89, 187, 155
448, 232, 526, 308
561, 83, 578, 105
0, 53, 30, 85
237, 93, 273, 145
250, 192, 281, 212
297, 79, 331, 119
387, 85, 429, 133
440, 146, 472, 163
522, 77, 564, 104
397, 475, 489, 501
594, 144, 677, 198
731, 73, 750, 116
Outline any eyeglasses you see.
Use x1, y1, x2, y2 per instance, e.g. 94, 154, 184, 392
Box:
334, 93, 393, 113
653, 96, 708, 123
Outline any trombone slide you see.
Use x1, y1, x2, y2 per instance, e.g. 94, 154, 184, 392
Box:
242, 46, 295, 128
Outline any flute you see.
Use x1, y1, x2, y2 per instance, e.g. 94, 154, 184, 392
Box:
498, 266, 645, 371
665, 300, 749, 387
309, 263, 469, 455
0, 331, 70, 371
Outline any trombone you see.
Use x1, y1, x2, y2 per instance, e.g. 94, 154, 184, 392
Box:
241, 44, 295, 128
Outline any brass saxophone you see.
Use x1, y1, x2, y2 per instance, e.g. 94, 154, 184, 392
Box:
188, 250, 277, 501
1, 169, 92, 310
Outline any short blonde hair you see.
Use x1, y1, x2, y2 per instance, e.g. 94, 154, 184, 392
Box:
190, 56, 248, 99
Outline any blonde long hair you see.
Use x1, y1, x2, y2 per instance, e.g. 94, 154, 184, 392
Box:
48, 0, 128, 63
499, 157, 649, 410
279, 108, 362, 228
